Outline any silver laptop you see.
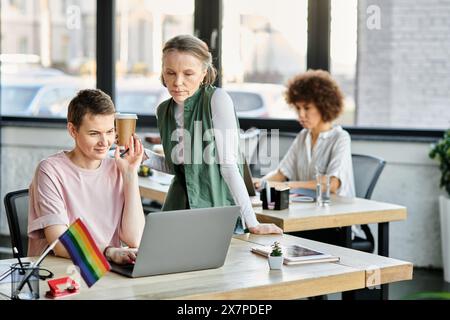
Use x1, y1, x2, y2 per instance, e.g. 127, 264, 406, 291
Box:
110, 206, 240, 278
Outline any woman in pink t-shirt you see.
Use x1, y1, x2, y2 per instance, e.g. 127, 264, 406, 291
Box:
28, 89, 145, 265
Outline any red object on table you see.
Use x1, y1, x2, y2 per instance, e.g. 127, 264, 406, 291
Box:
45, 277, 80, 299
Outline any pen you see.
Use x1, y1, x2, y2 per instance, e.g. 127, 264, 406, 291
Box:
13, 247, 26, 274
120, 148, 129, 157
0, 268, 12, 282
15, 239, 58, 295
13, 247, 34, 293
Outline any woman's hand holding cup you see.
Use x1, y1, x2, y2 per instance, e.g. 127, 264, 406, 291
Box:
114, 134, 144, 176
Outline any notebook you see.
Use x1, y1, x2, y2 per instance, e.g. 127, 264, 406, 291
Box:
251, 244, 339, 265
290, 188, 316, 199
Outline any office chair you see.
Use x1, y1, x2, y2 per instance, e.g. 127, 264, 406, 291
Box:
351, 154, 386, 253
4, 189, 29, 258
249, 130, 297, 177
240, 127, 260, 166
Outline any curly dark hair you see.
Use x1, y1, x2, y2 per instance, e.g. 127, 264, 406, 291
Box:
285, 70, 344, 122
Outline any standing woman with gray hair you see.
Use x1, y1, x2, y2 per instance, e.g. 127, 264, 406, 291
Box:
144, 34, 281, 235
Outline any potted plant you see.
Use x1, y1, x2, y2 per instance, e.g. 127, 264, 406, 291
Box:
268, 241, 283, 270
429, 129, 450, 282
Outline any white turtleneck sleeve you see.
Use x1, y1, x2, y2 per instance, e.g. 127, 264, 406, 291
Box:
142, 148, 171, 174
210, 88, 259, 229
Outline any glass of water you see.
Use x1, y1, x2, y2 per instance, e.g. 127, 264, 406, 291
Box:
316, 173, 331, 206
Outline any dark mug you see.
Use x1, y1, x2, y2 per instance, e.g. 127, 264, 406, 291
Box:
260, 186, 290, 210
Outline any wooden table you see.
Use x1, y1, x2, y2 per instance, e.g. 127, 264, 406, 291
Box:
139, 176, 170, 204
0, 235, 412, 300
138, 178, 408, 299
139, 180, 406, 234
254, 196, 407, 300
254, 196, 406, 232
236, 234, 413, 292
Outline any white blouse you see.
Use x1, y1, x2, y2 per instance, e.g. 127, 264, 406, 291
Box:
278, 125, 355, 198
278, 126, 365, 239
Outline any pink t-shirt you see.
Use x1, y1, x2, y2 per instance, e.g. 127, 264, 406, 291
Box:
27, 151, 124, 257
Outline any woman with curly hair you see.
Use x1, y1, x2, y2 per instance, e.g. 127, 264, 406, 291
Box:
258, 69, 363, 240
259, 69, 355, 199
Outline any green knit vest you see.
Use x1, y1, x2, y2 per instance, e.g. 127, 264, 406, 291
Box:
157, 85, 243, 211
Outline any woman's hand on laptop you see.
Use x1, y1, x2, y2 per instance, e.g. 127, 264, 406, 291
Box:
105, 247, 138, 265
248, 223, 283, 235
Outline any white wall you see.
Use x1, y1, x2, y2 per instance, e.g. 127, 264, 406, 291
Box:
352, 140, 443, 268
0, 126, 72, 236
0, 126, 443, 268
357, 0, 450, 129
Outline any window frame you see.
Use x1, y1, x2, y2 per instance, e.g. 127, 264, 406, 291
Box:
0, 0, 445, 141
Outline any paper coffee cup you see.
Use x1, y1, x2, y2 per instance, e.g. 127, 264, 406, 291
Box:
115, 113, 138, 147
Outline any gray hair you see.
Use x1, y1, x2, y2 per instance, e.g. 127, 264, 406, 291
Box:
161, 34, 217, 86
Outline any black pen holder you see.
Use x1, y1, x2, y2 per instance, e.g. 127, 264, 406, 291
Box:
260, 187, 290, 210
10, 263, 40, 300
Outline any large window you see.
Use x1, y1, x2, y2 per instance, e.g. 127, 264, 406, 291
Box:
114, 0, 194, 116
1, 0, 447, 134
330, 0, 357, 127
355, 0, 450, 130
1, 0, 96, 118
221, 0, 307, 120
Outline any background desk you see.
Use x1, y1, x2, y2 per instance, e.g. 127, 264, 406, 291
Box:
255, 196, 406, 233
139, 178, 406, 256
139, 175, 169, 204
0, 235, 412, 300
255, 196, 406, 254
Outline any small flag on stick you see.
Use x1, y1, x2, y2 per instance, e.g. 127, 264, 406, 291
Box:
59, 218, 111, 287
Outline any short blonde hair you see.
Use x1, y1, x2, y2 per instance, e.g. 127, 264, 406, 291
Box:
67, 89, 115, 129
161, 34, 217, 86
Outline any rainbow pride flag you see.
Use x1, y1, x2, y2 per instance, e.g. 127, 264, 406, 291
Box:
59, 218, 111, 287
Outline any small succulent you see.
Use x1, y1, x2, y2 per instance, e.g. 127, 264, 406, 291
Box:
270, 241, 282, 257
138, 165, 152, 177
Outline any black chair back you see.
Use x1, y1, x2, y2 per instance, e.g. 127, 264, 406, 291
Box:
351, 154, 386, 252
4, 189, 29, 258
352, 154, 386, 199
250, 131, 297, 177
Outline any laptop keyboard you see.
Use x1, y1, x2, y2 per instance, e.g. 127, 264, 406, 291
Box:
110, 262, 135, 276
121, 263, 135, 270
